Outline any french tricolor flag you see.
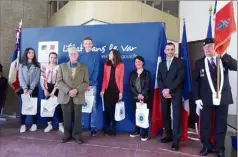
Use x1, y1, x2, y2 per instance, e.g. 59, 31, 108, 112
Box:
179, 21, 192, 141
150, 25, 167, 136
8, 20, 22, 90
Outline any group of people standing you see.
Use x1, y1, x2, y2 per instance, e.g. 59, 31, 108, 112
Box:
17, 36, 236, 157
18, 36, 151, 143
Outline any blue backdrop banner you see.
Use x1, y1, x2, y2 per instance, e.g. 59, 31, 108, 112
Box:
20, 22, 165, 132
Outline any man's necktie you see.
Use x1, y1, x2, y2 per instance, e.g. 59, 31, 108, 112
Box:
167, 60, 171, 70
210, 58, 216, 69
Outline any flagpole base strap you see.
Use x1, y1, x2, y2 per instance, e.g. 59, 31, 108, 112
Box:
213, 93, 221, 106
188, 136, 200, 141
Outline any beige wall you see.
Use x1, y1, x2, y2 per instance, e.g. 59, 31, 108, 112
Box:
49, 1, 180, 41
0, 1, 48, 115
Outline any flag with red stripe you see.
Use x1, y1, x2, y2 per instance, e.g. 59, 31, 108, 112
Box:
179, 21, 191, 141
8, 20, 22, 90
150, 24, 167, 136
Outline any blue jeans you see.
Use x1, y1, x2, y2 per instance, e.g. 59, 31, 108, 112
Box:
82, 86, 97, 130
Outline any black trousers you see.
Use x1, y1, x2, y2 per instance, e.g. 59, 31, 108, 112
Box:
44, 83, 63, 123
46, 105, 63, 123
132, 99, 149, 136
104, 103, 116, 130
161, 95, 182, 143
20, 87, 38, 125
200, 104, 229, 152
61, 98, 82, 139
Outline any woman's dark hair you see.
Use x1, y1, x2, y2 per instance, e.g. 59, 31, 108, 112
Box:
48, 52, 58, 64
21, 48, 40, 67
106, 49, 122, 66
134, 55, 145, 64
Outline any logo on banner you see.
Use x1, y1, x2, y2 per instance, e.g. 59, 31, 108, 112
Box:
49, 44, 55, 50
41, 45, 47, 51
62, 43, 138, 60
38, 41, 59, 65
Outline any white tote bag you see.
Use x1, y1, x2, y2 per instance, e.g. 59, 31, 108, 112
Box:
136, 108, 149, 129
85, 87, 95, 96
114, 101, 125, 121
82, 95, 95, 113
136, 102, 147, 110
21, 94, 38, 115
40, 96, 58, 117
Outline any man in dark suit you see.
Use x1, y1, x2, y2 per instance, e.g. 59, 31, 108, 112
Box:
157, 42, 185, 151
193, 38, 237, 157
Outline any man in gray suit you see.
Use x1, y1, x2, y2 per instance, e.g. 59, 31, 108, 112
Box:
57, 47, 89, 144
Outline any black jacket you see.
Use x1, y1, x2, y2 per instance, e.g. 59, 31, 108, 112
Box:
193, 54, 237, 106
129, 69, 151, 101
157, 57, 185, 96
0, 76, 8, 106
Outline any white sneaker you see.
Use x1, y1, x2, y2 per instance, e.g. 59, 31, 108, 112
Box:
59, 123, 64, 133
44, 125, 53, 133
29, 124, 37, 132
20, 125, 26, 133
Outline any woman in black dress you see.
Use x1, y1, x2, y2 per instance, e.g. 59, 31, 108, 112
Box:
101, 49, 124, 136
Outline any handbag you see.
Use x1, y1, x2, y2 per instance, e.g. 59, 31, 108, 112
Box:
40, 96, 58, 117
82, 95, 95, 113
114, 101, 125, 121
21, 94, 38, 115
136, 108, 149, 128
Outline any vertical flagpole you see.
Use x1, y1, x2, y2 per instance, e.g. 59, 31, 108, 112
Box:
216, 55, 220, 98
16, 19, 23, 69
212, 3, 220, 98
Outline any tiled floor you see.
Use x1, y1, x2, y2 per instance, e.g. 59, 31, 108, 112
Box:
0, 118, 236, 157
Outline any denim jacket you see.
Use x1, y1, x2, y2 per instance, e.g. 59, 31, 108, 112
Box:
18, 63, 41, 90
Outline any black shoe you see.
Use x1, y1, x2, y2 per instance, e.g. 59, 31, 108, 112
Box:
141, 134, 149, 142
60, 137, 71, 143
130, 131, 140, 138
91, 129, 97, 137
199, 148, 212, 156
110, 129, 116, 136
216, 151, 225, 157
160, 136, 172, 143
171, 143, 179, 151
103, 129, 109, 136
75, 138, 83, 144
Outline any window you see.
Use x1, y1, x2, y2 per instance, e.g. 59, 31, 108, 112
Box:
49, 1, 69, 17
154, 1, 163, 11
163, 0, 179, 17
59, 1, 69, 10
140, 0, 179, 17
51, 1, 57, 16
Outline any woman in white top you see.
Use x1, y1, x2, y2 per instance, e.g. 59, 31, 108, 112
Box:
41, 52, 64, 133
